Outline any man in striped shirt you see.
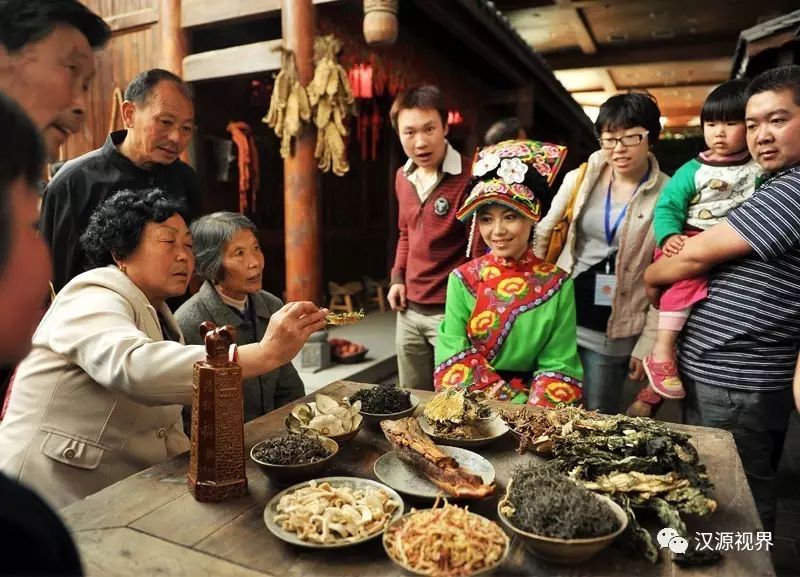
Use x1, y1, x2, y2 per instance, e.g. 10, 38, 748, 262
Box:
644, 65, 800, 532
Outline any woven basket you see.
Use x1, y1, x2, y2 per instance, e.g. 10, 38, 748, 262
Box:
363, 0, 399, 46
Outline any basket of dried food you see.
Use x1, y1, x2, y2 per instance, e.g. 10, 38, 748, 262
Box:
383, 497, 509, 576
418, 388, 508, 447
497, 464, 627, 564
348, 383, 418, 427
284, 393, 363, 444
250, 433, 338, 485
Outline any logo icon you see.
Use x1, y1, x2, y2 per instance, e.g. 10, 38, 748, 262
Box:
433, 197, 450, 216
657, 528, 689, 554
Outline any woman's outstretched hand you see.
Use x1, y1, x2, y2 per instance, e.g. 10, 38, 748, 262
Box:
259, 301, 328, 365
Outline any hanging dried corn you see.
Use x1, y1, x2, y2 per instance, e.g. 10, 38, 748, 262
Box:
307, 35, 354, 176
262, 46, 311, 159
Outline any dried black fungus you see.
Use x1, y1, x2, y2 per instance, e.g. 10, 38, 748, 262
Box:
349, 383, 410, 414
253, 434, 330, 465
507, 464, 620, 539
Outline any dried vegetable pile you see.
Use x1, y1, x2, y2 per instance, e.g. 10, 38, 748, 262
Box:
285, 394, 363, 437
307, 35, 354, 176
384, 498, 508, 577
252, 433, 330, 466
263, 47, 311, 159
501, 463, 621, 539
422, 389, 492, 439
349, 383, 410, 414
502, 406, 721, 565
273, 480, 400, 545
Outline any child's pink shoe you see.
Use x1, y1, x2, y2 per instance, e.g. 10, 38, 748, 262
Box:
643, 355, 686, 400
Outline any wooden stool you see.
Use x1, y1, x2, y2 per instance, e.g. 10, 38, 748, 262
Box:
363, 276, 389, 312
328, 281, 363, 313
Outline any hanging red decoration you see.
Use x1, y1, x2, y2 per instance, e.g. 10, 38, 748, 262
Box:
447, 110, 464, 126
359, 64, 373, 99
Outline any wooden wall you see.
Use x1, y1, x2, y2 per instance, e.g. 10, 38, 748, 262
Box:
63, 1, 161, 160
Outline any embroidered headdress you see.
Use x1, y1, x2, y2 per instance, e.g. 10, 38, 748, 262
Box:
456, 139, 567, 223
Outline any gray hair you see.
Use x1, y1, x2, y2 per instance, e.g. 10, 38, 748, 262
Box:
190, 211, 258, 283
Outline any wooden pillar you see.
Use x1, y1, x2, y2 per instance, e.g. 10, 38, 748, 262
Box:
282, 0, 322, 304
159, 0, 188, 76
159, 0, 192, 164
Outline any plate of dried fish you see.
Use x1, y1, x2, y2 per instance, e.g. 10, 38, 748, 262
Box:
325, 309, 365, 326
419, 389, 508, 447
264, 477, 404, 548
285, 394, 363, 444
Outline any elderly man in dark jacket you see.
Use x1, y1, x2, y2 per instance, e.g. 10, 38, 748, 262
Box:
40, 68, 202, 294
176, 212, 305, 421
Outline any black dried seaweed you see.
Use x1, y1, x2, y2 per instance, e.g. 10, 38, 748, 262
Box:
252, 434, 330, 465
349, 383, 410, 414
506, 464, 621, 539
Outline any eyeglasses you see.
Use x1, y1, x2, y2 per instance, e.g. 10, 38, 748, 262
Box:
598, 131, 649, 149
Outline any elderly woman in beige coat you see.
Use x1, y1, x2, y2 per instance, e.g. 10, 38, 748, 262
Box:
534, 92, 669, 414
0, 189, 327, 510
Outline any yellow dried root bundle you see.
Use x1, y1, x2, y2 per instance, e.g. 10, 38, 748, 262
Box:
308, 35, 354, 176
263, 46, 311, 159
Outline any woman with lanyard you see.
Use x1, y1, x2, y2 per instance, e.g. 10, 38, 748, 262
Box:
534, 91, 671, 413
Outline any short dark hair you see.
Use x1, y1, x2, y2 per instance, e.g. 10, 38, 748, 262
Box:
484, 118, 522, 146
191, 211, 258, 283
390, 85, 447, 130
0, 92, 45, 275
0, 0, 110, 53
595, 90, 662, 144
701, 79, 749, 126
80, 189, 189, 269
124, 68, 194, 106
746, 65, 800, 107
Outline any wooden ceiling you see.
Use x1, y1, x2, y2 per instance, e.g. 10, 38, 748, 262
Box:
494, 0, 796, 128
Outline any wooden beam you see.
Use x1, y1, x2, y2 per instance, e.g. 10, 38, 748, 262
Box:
597, 69, 617, 93
544, 38, 736, 70
555, 0, 596, 55
182, 40, 283, 82
104, 7, 158, 34
181, 0, 338, 29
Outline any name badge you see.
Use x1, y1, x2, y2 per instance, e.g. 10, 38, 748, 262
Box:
594, 273, 616, 307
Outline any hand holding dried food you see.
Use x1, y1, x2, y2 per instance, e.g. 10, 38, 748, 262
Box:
285, 394, 363, 437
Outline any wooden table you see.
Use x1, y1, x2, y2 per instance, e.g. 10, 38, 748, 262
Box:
61, 381, 775, 577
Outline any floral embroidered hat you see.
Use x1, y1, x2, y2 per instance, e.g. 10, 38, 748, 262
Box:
456, 139, 568, 223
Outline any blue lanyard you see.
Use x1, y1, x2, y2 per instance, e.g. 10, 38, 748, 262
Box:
604, 161, 650, 246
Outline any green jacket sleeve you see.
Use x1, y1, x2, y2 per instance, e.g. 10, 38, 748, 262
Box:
435, 273, 475, 365
653, 159, 700, 247
528, 279, 584, 407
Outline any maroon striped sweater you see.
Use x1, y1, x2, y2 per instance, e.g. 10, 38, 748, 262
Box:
390, 159, 478, 306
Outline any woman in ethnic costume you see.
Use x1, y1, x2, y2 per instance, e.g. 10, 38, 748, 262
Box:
434, 140, 583, 406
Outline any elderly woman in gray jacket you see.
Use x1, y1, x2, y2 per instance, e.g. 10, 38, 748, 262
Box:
176, 212, 305, 421
0, 190, 327, 510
